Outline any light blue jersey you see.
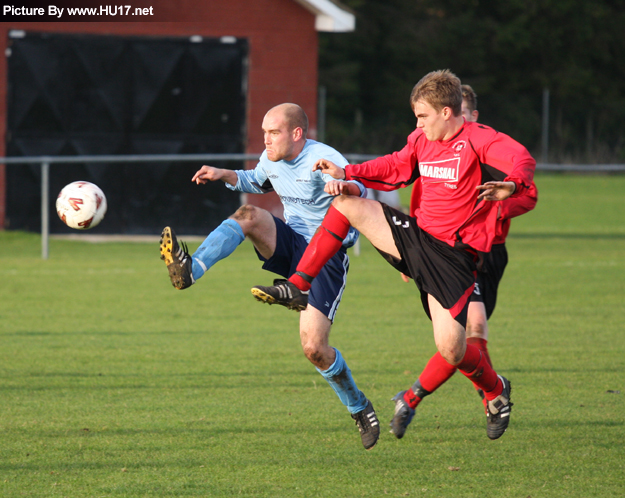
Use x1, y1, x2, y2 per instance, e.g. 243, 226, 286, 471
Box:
189, 139, 370, 417
225, 140, 364, 247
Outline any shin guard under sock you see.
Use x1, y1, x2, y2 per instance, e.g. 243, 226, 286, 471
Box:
466, 337, 491, 395
404, 352, 458, 408
466, 337, 492, 367
457, 344, 502, 400
290, 205, 351, 291
317, 348, 367, 414
191, 219, 245, 280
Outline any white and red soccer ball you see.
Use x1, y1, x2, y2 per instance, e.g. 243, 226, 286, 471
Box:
56, 181, 107, 230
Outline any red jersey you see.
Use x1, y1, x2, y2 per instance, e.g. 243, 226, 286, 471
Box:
410, 176, 538, 245
344, 121, 536, 253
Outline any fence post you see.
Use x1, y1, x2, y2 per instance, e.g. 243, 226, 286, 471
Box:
542, 88, 550, 163
41, 161, 49, 260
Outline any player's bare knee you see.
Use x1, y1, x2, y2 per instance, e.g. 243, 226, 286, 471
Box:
439, 347, 464, 366
302, 342, 325, 365
232, 204, 258, 222
231, 205, 267, 234
330, 192, 360, 219
467, 320, 487, 339
330, 195, 346, 209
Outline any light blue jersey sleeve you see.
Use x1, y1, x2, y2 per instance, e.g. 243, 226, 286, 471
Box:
227, 163, 273, 195
225, 141, 364, 247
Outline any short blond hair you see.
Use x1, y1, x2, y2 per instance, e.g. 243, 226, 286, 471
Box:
410, 70, 462, 116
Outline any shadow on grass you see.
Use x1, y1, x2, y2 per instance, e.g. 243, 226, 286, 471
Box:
510, 233, 625, 240
502, 366, 624, 373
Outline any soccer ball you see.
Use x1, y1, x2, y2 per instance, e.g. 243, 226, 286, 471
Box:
56, 181, 107, 230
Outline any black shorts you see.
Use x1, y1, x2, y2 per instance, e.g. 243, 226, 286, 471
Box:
377, 204, 477, 326
470, 243, 508, 319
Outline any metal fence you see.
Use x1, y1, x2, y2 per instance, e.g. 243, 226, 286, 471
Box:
2, 153, 624, 259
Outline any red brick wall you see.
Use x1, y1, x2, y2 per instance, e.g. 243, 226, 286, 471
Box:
0, 0, 320, 226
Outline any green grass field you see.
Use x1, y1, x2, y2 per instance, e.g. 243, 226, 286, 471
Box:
1, 173, 624, 497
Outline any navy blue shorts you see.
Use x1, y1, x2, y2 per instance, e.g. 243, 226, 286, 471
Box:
254, 216, 349, 322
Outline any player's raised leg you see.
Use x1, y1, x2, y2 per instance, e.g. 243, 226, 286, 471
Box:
161, 204, 275, 290
300, 306, 379, 450
292, 196, 399, 290
252, 196, 397, 308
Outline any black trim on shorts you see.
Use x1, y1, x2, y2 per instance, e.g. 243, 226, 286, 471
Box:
470, 242, 508, 318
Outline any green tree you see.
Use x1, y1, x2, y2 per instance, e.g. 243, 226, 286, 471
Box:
320, 0, 625, 162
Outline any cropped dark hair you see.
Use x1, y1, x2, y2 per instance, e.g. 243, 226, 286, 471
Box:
461, 84, 478, 113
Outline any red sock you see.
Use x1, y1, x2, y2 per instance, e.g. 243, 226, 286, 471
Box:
404, 353, 457, 409
466, 337, 492, 400
466, 337, 492, 367
403, 388, 423, 408
419, 352, 458, 392
457, 344, 502, 400
289, 205, 351, 291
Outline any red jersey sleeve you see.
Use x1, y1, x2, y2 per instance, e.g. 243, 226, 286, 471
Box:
499, 181, 538, 220
344, 129, 422, 191
474, 127, 536, 198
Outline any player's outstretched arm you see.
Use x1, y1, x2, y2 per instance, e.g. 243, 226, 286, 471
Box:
192, 165, 238, 186
313, 159, 346, 180
476, 181, 516, 201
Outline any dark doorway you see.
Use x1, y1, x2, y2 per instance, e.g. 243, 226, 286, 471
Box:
6, 31, 248, 234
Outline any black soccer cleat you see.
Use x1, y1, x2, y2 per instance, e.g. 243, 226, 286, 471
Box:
389, 391, 416, 439
251, 279, 309, 311
351, 399, 380, 450
486, 375, 513, 440
160, 226, 194, 290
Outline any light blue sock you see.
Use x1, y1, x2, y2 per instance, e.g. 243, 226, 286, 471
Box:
191, 219, 245, 281
317, 348, 368, 414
